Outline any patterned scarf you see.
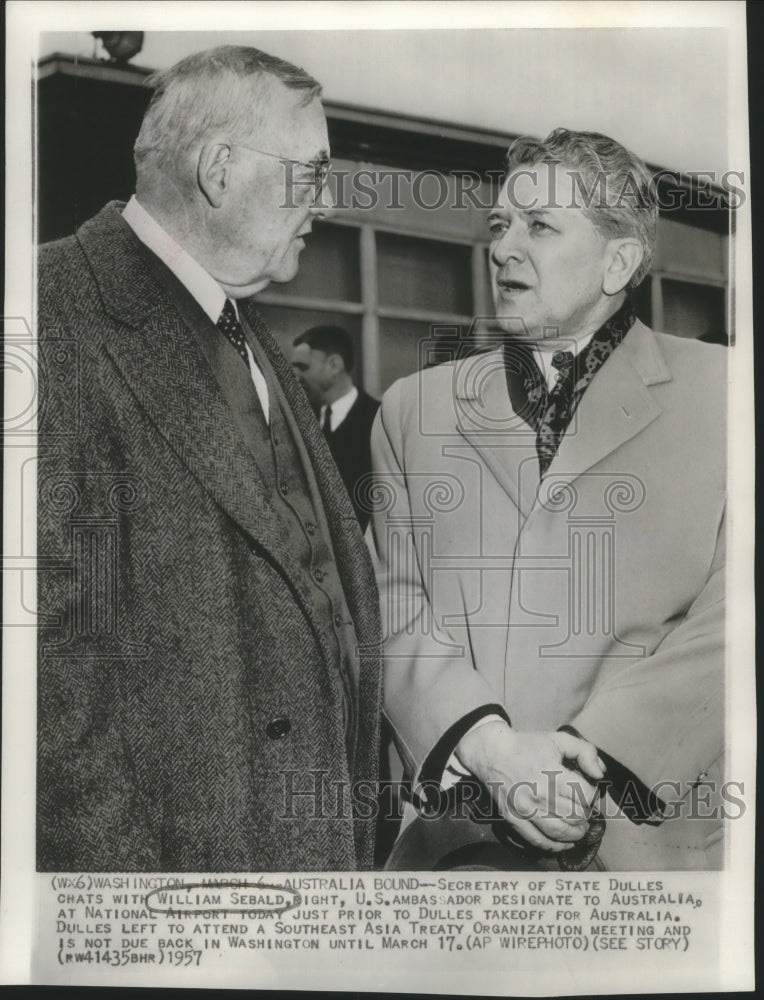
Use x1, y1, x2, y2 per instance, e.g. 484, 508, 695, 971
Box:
504, 298, 636, 476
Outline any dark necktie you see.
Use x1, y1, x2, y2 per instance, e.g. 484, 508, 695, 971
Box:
217, 298, 251, 373
535, 350, 575, 475
322, 405, 333, 439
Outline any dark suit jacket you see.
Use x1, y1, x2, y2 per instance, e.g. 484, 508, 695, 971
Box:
327, 389, 380, 531
36, 202, 382, 872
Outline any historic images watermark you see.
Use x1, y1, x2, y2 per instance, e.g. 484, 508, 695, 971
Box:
278, 770, 746, 824
278, 165, 745, 213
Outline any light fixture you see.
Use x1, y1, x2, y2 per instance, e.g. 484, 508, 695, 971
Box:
92, 32, 144, 64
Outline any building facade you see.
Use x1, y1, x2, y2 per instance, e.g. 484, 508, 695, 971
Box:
38, 53, 730, 397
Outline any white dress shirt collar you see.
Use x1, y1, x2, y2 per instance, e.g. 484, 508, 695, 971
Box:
121, 196, 270, 422
122, 195, 228, 325
321, 385, 358, 432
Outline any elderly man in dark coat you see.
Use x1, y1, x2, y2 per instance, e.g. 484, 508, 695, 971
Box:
36, 45, 382, 872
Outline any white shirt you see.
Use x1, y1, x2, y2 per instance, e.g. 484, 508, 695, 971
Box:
121, 196, 270, 422
320, 386, 358, 432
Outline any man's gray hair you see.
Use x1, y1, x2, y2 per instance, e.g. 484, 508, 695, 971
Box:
134, 45, 322, 175
506, 127, 659, 289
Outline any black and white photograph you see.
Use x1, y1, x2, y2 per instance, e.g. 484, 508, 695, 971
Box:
2, 0, 754, 992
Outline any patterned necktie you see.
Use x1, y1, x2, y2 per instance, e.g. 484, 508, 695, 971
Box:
504, 299, 636, 477
217, 298, 251, 372
551, 348, 575, 386
503, 342, 548, 430
322, 405, 333, 439
535, 350, 575, 475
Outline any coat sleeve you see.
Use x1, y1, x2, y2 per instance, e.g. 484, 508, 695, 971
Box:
569, 504, 726, 797
37, 296, 162, 871
367, 380, 503, 781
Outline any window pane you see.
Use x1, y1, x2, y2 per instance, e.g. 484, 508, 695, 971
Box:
661, 279, 726, 341
378, 318, 428, 392
481, 247, 495, 318
632, 276, 653, 327
274, 223, 361, 302
378, 318, 477, 392
377, 232, 472, 315
254, 304, 363, 381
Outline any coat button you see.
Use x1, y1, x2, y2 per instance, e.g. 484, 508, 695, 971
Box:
279, 481, 289, 495
334, 613, 344, 627
312, 567, 325, 583
266, 717, 291, 740
306, 522, 316, 536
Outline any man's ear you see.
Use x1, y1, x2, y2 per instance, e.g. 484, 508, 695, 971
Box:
326, 353, 344, 376
603, 238, 644, 296
197, 141, 232, 209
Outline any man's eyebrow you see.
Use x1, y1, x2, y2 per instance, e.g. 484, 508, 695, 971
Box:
487, 206, 551, 220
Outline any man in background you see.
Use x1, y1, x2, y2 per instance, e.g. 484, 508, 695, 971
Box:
37, 45, 381, 872
292, 325, 380, 530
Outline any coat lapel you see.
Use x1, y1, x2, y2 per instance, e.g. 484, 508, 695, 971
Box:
453, 350, 540, 515
103, 303, 284, 540
550, 321, 671, 482
452, 325, 672, 515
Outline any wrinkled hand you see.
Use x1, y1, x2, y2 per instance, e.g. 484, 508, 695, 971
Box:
455, 721, 605, 852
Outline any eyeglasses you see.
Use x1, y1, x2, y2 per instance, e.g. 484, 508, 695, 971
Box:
232, 143, 331, 197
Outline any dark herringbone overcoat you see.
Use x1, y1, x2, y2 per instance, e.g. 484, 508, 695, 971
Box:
37, 203, 382, 872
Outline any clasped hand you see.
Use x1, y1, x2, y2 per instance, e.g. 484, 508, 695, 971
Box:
455, 721, 605, 853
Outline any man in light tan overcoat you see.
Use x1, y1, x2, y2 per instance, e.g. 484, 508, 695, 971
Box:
370, 128, 726, 870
